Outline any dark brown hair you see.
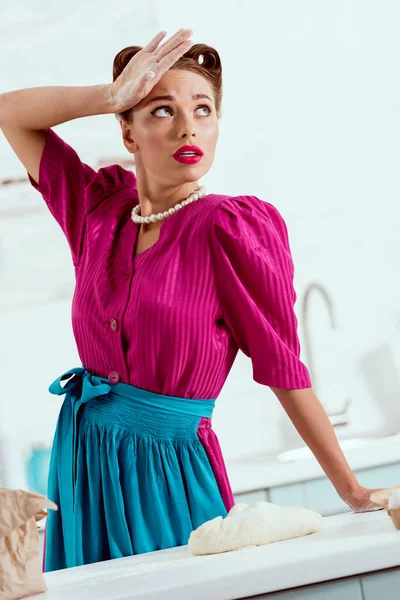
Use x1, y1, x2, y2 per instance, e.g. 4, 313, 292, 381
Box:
112, 43, 222, 123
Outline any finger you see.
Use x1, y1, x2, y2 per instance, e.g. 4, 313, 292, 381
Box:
142, 30, 168, 53
156, 29, 193, 62
157, 40, 193, 72
143, 28, 183, 56
155, 28, 188, 54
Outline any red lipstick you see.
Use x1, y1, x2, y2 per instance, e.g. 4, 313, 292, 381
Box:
173, 145, 204, 164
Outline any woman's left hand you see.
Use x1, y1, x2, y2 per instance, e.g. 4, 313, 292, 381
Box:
341, 486, 384, 513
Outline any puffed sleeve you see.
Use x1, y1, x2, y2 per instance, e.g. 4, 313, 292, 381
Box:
210, 195, 311, 389
27, 128, 97, 267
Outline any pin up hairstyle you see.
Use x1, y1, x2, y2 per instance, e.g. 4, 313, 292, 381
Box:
112, 43, 223, 123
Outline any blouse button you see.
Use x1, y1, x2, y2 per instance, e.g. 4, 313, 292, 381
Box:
108, 371, 120, 384
110, 318, 119, 333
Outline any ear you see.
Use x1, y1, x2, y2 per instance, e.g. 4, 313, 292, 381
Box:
120, 119, 139, 154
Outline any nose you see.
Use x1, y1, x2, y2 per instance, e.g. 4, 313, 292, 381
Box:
181, 131, 196, 139
179, 127, 196, 140
177, 113, 197, 139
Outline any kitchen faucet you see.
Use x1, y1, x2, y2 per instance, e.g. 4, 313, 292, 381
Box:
301, 282, 350, 427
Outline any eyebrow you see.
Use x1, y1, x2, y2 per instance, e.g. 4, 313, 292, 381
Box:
144, 93, 213, 105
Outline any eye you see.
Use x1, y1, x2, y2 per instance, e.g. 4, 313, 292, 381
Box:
196, 105, 212, 116
151, 106, 173, 118
150, 104, 213, 118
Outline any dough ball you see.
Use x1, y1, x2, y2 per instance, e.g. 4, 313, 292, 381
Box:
188, 501, 323, 556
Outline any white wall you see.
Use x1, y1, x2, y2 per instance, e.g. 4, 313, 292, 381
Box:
1, 0, 400, 466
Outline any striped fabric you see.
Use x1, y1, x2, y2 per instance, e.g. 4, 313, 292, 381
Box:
27, 127, 311, 400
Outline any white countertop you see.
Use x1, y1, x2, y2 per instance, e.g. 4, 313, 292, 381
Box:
227, 434, 400, 494
28, 510, 400, 600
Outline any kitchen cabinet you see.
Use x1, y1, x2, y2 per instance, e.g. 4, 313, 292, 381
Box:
245, 570, 400, 599
269, 482, 307, 509
361, 568, 400, 600
357, 462, 400, 488
234, 489, 270, 504
247, 578, 363, 600
245, 568, 400, 599
303, 478, 349, 515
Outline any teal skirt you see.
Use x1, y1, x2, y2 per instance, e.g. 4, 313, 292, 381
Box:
44, 367, 228, 572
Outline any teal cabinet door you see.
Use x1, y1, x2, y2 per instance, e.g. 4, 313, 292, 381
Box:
361, 569, 400, 600
234, 489, 270, 504
356, 462, 400, 489
304, 478, 350, 516
249, 579, 363, 599
269, 482, 307, 507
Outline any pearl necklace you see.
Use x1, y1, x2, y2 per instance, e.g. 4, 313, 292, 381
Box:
131, 186, 207, 225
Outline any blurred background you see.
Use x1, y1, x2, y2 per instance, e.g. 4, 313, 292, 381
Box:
1, 0, 400, 529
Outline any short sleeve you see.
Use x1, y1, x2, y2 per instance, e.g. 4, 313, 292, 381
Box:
27, 128, 97, 267
211, 195, 311, 389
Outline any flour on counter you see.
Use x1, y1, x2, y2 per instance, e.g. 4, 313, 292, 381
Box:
188, 501, 323, 556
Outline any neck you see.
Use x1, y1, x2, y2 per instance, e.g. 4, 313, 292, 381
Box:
136, 178, 200, 219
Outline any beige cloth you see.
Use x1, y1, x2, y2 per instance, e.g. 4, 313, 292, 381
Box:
370, 485, 400, 508
0, 488, 57, 600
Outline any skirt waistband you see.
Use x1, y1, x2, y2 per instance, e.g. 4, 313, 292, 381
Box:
49, 367, 216, 418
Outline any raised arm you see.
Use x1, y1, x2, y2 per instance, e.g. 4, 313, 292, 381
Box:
0, 28, 193, 183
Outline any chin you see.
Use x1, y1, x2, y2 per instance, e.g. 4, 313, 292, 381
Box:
177, 164, 212, 183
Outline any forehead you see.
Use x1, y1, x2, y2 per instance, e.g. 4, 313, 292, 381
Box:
149, 69, 214, 100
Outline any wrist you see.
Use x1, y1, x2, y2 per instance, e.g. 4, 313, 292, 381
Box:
337, 481, 363, 501
103, 83, 121, 114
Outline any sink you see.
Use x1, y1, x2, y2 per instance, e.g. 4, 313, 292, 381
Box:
276, 438, 372, 462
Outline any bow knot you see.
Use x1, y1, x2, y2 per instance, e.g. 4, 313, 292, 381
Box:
49, 367, 112, 402
48, 367, 113, 510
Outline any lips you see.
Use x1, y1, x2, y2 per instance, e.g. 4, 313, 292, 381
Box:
173, 144, 204, 164
173, 144, 204, 157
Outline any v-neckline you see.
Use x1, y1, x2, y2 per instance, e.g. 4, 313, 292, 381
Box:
131, 216, 169, 263
130, 193, 210, 263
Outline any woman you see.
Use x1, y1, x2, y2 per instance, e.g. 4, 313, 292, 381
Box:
0, 28, 382, 572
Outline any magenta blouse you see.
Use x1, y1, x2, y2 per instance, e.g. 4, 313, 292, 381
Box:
28, 128, 311, 399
